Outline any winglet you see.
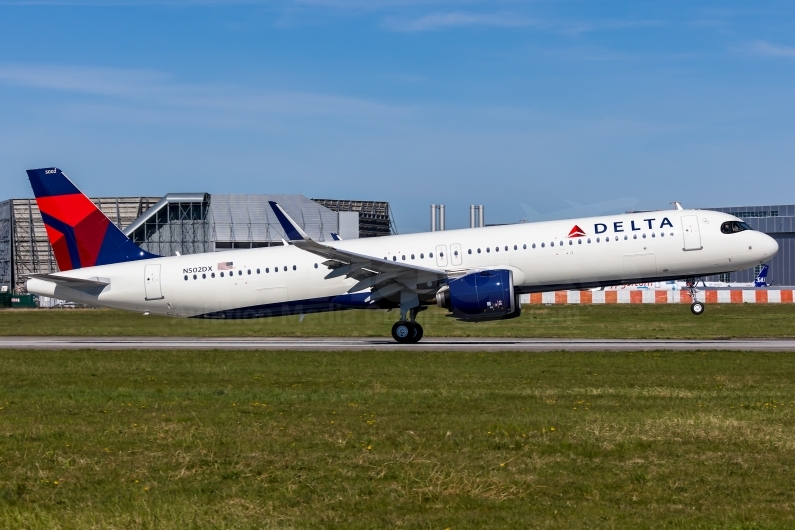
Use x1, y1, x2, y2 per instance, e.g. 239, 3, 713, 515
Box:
268, 201, 310, 241
331, 232, 342, 241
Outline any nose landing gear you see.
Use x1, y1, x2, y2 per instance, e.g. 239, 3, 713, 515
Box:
685, 277, 705, 316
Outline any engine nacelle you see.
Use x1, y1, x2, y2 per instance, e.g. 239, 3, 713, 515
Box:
436, 269, 519, 320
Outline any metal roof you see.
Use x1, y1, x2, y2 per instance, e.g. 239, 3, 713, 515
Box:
209, 194, 338, 242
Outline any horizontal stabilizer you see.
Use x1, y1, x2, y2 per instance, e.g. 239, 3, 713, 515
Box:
27, 273, 110, 288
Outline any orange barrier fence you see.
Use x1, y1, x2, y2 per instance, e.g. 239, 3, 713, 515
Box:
521, 290, 795, 304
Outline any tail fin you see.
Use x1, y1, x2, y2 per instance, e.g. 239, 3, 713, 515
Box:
754, 264, 770, 287
26, 167, 158, 271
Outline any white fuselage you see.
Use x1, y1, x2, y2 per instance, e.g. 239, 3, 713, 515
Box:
27, 209, 778, 318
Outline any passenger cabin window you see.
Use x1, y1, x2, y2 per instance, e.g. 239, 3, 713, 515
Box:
721, 221, 752, 234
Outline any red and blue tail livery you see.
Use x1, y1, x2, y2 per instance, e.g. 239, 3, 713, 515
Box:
27, 167, 158, 271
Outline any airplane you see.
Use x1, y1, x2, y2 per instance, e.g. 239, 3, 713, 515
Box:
695, 264, 771, 288
24, 168, 779, 343
593, 264, 771, 291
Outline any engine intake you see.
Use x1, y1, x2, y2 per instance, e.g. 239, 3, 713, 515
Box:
437, 269, 518, 320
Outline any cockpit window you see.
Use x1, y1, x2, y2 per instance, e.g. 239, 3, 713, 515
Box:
721, 221, 752, 234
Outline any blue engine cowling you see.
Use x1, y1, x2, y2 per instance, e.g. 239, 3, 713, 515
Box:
436, 269, 518, 320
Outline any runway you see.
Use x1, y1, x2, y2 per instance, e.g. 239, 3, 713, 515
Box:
2, 337, 795, 351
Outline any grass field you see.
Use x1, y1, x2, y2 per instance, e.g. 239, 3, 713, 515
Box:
2, 348, 795, 528
1, 304, 794, 338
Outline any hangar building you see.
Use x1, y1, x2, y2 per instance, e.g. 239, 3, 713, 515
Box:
0, 194, 395, 293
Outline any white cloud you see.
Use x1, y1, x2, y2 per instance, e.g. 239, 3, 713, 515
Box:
384, 12, 535, 32
744, 40, 795, 58
0, 62, 402, 118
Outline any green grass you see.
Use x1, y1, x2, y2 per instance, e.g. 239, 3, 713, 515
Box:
1, 304, 794, 338
2, 348, 795, 528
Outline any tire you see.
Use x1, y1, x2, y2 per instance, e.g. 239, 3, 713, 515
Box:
690, 301, 705, 315
410, 322, 424, 343
391, 321, 412, 343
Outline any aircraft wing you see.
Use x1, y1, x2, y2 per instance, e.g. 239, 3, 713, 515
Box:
27, 273, 110, 288
268, 201, 446, 297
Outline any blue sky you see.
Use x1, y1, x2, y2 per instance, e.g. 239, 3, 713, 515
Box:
1, 1, 794, 232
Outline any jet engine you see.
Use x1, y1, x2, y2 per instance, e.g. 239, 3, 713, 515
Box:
435, 269, 521, 320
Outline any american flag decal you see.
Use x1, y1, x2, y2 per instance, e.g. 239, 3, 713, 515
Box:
218, 262, 234, 270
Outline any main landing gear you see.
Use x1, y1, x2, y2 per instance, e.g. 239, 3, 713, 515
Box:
685, 277, 705, 316
391, 306, 424, 344
391, 321, 424, 343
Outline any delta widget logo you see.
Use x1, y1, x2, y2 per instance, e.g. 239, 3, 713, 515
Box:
567, 225, 586, 238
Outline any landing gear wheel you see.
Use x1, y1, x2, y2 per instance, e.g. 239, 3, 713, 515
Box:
392, 321, 413, 343
410, 322, 424, 343
391, 321, 424, 343
690, 301, 705, 315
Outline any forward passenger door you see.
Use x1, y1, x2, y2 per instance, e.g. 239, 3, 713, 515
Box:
681, 215, 703, 251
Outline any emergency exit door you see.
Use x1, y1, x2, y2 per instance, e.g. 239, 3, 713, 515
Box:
681, 215, 703, 251
144, 264, 164, 300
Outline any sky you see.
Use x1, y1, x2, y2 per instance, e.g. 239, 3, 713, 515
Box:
1, 1, 794, 233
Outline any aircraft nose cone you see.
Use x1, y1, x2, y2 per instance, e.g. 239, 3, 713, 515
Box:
761, 233, 779, 257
